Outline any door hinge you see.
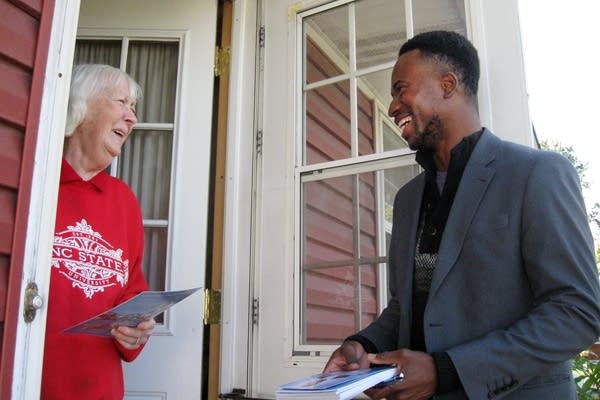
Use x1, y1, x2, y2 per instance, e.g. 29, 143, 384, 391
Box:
252, 298, 259, 326
258, 26, 265, 48
204, 288, 222, 325
214, 45, 231, 77
255, 130, 263, 155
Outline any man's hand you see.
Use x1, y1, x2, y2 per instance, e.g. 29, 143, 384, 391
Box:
323, 340, 370, 372
364, 349, 437, 400
111, 318, 156, 350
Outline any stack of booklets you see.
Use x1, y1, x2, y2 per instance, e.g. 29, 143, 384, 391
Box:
276, 367, 398, 400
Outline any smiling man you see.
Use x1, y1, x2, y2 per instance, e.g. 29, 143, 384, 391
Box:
324, 30, 600, 400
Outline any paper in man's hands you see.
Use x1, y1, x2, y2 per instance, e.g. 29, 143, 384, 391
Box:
64, 287, 201, 337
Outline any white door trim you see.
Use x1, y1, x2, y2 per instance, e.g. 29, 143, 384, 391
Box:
219, 0, 259, 394
11, 0, 80, 398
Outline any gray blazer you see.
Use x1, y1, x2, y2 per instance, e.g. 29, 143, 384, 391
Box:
358, 129, 600, 399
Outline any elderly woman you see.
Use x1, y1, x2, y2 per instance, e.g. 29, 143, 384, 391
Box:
41, 64, 155, 399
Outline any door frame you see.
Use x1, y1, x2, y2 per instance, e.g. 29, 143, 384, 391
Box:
10, 0, 80, 398
207, 0, 233, 398
218, 0, 259, 394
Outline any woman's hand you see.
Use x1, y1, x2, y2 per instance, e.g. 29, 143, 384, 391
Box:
111, 318, 156, 349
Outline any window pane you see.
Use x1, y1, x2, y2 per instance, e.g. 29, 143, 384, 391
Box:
304, 78, 378, 163
118, 129, 173, 220
74, 39, 121, 67
304, 265, 356, 344
127, 41, 179, 123
303, 175, 354, 264
301, 162, 420, 344
382, 120, 408, 152
143, 226, 167, 292
383, 164, 420, 224
303, 264, 381, 344
413, 0, 466, 36
304, 5, 349, 85
355, 0, 405, 70
305, 80, 352, 163
360, 265, 379, 328
357, 84, 376, 157
359, 171, 377, 258
360, 67, 392, 116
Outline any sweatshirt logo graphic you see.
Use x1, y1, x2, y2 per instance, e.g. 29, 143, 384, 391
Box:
52, 219, 129, 298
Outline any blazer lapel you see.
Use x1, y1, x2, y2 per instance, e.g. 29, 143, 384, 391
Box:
429, 130, 499, 297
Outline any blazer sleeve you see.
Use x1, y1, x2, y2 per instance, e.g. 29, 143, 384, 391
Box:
448, 151, 600, 398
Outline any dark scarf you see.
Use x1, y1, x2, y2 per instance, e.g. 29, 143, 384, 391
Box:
415, 129, 483, 254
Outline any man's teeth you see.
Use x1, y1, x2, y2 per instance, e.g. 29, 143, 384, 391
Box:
399, 116, 412, 128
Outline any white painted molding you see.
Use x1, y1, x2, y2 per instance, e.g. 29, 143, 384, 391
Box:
219, 0, 258, 393
11, 0, 80, 398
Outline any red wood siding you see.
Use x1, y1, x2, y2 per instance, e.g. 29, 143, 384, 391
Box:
0, 0, 55, 396
304, 38, 380, 344
305, 39, 375, 164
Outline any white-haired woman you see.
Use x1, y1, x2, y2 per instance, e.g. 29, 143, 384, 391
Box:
42, 64, 155, 399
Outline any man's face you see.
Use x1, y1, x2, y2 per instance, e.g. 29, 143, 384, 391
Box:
387, 50, 444, 151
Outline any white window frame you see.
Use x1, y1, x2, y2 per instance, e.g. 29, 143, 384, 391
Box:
291, 0, 476, 356
75, 28, 186, 336
294, 0, 417, 354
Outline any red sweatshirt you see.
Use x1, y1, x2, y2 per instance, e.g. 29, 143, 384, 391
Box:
41, 159, 149, 400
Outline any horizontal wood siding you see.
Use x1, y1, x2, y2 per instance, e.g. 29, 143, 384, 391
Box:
0, 123, 24, 189
0, 61, 32, 127
304, 38, 379, 343
0, 190, 18, 255
0, 1, 38, 67
10, 0, 42, 18
0, 0, 53, 396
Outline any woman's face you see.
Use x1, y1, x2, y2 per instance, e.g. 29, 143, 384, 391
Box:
74, 81, 138, 169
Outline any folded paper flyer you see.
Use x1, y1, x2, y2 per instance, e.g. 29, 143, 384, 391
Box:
64, 287, 201, 337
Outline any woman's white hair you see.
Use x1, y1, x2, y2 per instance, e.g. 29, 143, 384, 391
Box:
64, 64, 142, 137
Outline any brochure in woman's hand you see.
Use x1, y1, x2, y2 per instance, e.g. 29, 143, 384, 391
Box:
64, 287, 201, 337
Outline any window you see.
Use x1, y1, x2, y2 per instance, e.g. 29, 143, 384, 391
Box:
74, 37, 180, 302
297, 0, 466, 347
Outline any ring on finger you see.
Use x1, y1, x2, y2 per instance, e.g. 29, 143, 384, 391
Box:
134, 337, 141, 346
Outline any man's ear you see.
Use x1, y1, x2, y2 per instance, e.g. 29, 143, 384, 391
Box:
441, 72, 458, 98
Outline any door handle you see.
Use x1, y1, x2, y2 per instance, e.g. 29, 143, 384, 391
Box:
23, 282, 44, 323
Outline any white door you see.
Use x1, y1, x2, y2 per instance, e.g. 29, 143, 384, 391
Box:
250, 0, 469, 397
76, 1, 217, 398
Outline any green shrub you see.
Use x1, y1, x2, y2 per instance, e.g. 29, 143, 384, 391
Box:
573, 351, 600, 400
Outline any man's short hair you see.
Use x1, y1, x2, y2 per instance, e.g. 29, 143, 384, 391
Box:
399, 30, 480, 98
